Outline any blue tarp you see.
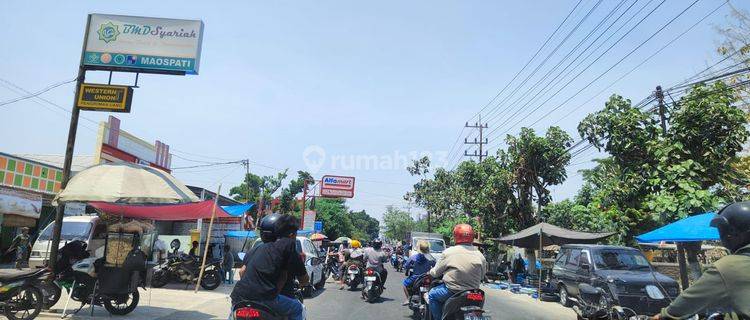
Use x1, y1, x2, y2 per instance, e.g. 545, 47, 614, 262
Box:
224, 229, 314, 238
225, 230, 257, 238
636, 212, 719, 243
221, 203, 255, 217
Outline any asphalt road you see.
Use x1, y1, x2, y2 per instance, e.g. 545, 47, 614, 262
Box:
34, 265, 577, 320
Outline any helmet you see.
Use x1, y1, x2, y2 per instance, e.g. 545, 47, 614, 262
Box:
351, 240, 361, 248
372, 239, 383, 250
453, 224, 474, 245
711, 202, 750, 253
259, 213, 299, 243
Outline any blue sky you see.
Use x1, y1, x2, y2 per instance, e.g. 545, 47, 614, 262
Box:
1, 0, 746, 221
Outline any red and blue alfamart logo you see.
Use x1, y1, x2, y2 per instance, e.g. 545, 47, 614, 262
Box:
322, 175, 355, 190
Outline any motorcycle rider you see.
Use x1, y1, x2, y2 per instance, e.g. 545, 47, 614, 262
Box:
339, 240, 364, 290
654, 202, 750, 319
401, 240, 436, 305
427, 224, 487, 320
363, 239, 389, 288
230, 213, 309, 320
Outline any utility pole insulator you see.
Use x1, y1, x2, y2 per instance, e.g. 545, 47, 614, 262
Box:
463, 114, 489, 162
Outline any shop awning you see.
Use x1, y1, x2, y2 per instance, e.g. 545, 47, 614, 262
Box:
226, 230, 256, 238
636, 212, 719, 243
90, 200, 231, 221
491, 222, 615, 248
221, 203, 254, 217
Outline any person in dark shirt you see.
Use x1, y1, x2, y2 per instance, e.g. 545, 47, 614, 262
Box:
230, 213, 309, 320
189, 241, 200, 259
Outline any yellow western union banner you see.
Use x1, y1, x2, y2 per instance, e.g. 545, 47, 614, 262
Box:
76, 83, 133, 112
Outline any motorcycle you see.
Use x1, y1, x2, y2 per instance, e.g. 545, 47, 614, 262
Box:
396, 255, 405, 272
149, 253, 222, 290
231, 280, 305, 320
53, 240, 144, 316
391, 254, 399, 268
0, 269, 46, 320
344, 264, 363, 290
423, 278, 488, 320
323, 256, 341, 282
406, 274, 432, 318
361, 268, 383, 303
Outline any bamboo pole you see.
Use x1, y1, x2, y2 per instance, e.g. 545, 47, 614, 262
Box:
195, 184, 221, 293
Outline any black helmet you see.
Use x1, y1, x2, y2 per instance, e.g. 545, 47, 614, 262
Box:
372, 239, 383, 250
259, 213, 299, 243
711, 202, 750, 253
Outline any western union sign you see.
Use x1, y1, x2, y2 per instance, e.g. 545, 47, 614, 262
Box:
76, 83, 133, 112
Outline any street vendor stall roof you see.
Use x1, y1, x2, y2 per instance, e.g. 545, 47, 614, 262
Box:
224, 229, 313, 238
54, 162, 199, 204
491, 222, 615, 248
90, 200, 231, 221
636, 212, 719, 243
221, 203, 254, 217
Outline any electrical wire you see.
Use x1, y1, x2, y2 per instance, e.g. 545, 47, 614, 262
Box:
0, 77, 77, 107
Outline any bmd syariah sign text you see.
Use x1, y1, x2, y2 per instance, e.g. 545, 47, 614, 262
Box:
83, 14, 204, 74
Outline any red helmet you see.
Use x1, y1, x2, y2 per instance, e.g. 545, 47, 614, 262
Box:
453, 224, 474, 244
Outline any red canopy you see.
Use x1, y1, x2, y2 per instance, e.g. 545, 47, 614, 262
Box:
90, 200, 232, 221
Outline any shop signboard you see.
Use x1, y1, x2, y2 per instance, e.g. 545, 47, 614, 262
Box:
314, 221, 323, 233
64, 202, 87, 216
83, 14, 204, 75
0, 187, 42, 219
94, 116, 172, 172
320, 175, 355, 198
0, 152, 63, 195
76, 83, 133, 112
302, 210, 316, 231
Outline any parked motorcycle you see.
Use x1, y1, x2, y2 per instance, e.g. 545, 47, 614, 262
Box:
344, 264, 363, 290
150, 253, 222, 290
231, 280, 305, 320
573, 283, 638, 320
361, 268, 383, 303
423, 278, 488, 320
53, 240, 144, 316
0, 269, 46, 320
406, 274, 431, 318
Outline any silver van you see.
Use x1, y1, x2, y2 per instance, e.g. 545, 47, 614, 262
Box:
29, 215, 107, 269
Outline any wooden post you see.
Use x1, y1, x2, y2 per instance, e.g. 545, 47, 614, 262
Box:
538, 227, 543, 300
195, 185, 221, 293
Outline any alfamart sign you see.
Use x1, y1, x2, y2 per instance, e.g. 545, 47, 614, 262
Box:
83, 14, 204, 74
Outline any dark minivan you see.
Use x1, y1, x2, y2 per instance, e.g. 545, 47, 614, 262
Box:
551, 244, 680, 315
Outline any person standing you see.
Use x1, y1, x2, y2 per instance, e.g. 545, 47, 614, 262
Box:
427, 224, 487, 320
6, 227, 30, 269
222, 244, 235, 284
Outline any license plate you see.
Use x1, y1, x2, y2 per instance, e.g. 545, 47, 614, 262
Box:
464, 315, 490, 320
420, 287, 428, 292
349, 270, 358, 274
365, 276, 376, 281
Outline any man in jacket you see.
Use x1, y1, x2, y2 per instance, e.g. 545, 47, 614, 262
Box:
428, 224, 487, 320
655, 202, 750, 319
402, 240, 436, 305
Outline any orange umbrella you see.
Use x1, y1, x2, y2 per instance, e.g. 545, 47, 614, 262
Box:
310, 233, 328, 241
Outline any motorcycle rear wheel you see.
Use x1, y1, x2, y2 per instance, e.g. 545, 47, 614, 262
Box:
40, 281, 62, 310
150, 270, 170, 288
103, 291, 139, 316
200, 270, 221, 290
4, 285, 44, 320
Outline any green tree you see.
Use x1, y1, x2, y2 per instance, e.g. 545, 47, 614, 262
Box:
315, 198, 354, 241
383, 206, 415, 242
350, 210, 380, 241
229, 169, 288, 222
279, 171, 313, 214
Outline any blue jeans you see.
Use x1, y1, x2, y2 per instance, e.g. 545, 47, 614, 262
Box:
224, 268, 234, 284
428, 284, 453, 320
267, 295, 304, 320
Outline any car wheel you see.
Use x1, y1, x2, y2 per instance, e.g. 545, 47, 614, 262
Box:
559, 285, 572, 307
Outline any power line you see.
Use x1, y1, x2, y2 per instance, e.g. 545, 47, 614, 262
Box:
0, 77, 77, 107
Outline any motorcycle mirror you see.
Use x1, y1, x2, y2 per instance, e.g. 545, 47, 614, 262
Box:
170, 239, 181, 250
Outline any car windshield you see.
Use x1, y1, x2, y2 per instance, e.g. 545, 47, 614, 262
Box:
594, 249, 651, 270
427, 240, 445, 252
38, 222, 92, 241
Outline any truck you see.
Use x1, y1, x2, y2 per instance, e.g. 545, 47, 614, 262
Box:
406, 231, 446, 261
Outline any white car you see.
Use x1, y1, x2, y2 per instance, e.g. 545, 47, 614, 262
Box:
29, 215, 107, 269
244, 236, 326, 295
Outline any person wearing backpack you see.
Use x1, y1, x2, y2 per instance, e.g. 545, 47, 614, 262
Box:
401, 240, 436, 306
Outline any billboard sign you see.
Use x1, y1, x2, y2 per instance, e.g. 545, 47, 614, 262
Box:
0, 187, 42, 219
83, 14, 204, 75
320, 175, 355, 198
94, 116, 172, 172
302, 210, 316, 231
76, 83, 133, 112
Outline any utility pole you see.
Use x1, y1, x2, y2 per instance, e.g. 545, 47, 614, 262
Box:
301, 179, 308, 229
241, 159, 254, 230
656, 85, 667, 132
464, 115, 489, 162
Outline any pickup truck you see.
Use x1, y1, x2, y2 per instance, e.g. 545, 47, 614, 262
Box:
406, 232, 446, 262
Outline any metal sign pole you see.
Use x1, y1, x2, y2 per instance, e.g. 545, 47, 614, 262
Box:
49, 14, 92, 273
